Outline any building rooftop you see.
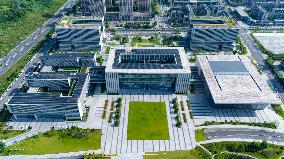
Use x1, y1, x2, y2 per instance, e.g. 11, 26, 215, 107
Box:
197, 55, 280, 105
106, 47, 190, 74
191, 17, 236, 28
56, 16, 103, 29
40, 53, 96, 60
236, 6, 249, 17
8, 73, 87, 105
26, 72, 78, 80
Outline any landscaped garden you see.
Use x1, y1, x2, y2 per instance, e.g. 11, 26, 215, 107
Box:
203, 141, 284, 159
1, 127, 101, 155
127, 102, 169, 140
131, 34, 160, 47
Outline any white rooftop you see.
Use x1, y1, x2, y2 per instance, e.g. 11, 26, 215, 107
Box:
253, 33, 284, 55
197, 55, 280, 105
106, 47, 191, 74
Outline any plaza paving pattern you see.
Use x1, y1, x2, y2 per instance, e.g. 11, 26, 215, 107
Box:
101, 92, 196, 154
190, 84, 282, 126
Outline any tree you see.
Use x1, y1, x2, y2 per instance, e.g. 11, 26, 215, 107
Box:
0, 142, 5, 153
105, 46, 110, 54
104, 21, 110, 29
113, 33, 121, 41
121, 36, 129, 44
96, 55, 104, 66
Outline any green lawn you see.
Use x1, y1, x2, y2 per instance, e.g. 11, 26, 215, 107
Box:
2, 128, 101, 155
195, 129, 208, 142
144, 146, 210, 159
0, 130, 27, 140
131, 39, 160, 47
127, 102, 169, 140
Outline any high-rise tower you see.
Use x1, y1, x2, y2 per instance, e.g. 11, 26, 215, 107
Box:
81, 0, 106, 16
119, 0, 133, 20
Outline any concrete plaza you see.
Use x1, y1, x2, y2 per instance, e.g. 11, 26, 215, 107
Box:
101, 90, 196, 154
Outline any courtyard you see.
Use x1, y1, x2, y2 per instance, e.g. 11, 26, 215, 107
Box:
127, 101, 169, 140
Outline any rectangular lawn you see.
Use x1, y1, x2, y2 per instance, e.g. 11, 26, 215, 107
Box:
127, 102, 170, 140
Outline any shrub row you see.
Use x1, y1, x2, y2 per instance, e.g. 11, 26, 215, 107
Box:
180, 101, 185, 111
102, 100, 108, 119
108, 112, 113, 123
187, 100, 194, 119
182, 113, 187, 123
173, 98, 182, 128
114, 97, 122, 127
202, 120, 277, 129
110, 101, 115, 111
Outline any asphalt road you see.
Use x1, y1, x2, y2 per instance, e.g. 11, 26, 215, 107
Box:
205, 128, 284, 143
236, 22, 284, 104
0, 0, 77, 76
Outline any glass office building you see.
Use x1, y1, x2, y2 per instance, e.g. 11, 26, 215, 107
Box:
105, 47, 191, 93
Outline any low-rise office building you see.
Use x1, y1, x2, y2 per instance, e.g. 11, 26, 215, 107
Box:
105, 47, 191, 94
56, 16, 105, 51
6, 73, 89, 120
188, 21, 239, 51
196, 55, 280, 109
81, 0, 105, 16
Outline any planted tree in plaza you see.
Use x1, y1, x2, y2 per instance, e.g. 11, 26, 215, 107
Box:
96, 55, 104, 66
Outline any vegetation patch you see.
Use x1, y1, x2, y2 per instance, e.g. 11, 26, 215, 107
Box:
271, 104, 284, 119
144, 146, 210, 159
131, 34, 160, 47
127, 102, 169, 140
114, 97, 122, 127
201, 120, 277, 129
0, 130, 27, 140
195, 129, 208, 142
173, 98, 182, 128
203, 141, 284, 159
3, 127, 101, 155
0, 0, 67, 58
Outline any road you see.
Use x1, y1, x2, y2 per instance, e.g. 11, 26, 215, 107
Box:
0, 39, 56, 108
236, 22, 284, 103
0, 0, 77, 76
205, 128, 284, 143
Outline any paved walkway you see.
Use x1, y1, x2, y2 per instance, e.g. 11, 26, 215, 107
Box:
102, 93, 196, 154
198, 138, 284, 146
1, 150, 100, 159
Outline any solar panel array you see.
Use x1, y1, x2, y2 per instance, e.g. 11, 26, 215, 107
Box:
113, 49, 183, 69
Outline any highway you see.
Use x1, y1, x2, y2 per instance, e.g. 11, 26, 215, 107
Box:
237, 23, 284, 103
0, 0, 77, 76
